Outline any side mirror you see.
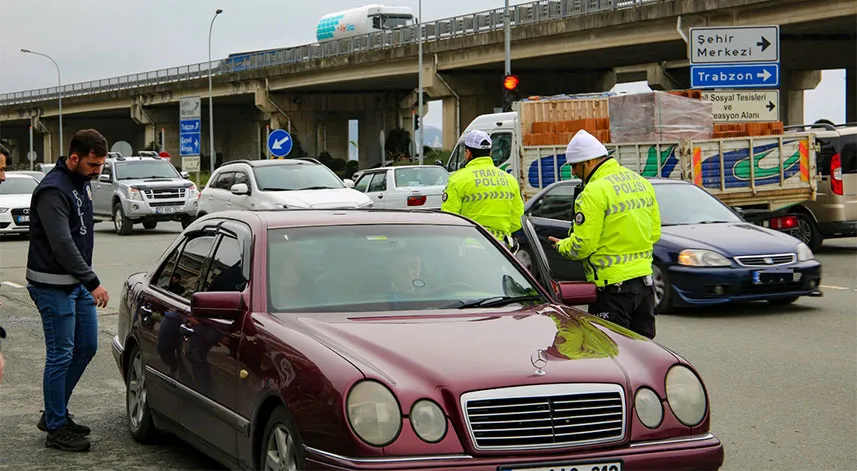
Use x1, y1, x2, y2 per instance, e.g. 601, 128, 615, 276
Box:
435, 160, 444, 166
230, 183, 250, 195
98, 174, 111, 183
181, 171, 190, 179
191, 291, 244, 320
556, 281, 597, 306
343, 179, 355, 188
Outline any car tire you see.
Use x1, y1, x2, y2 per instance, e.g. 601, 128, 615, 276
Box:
142, 221, 157, 230
126, 345, 156, 443
180, 216, 192, 230
652, 264, 673, 314
113, 203, 134, 236
260, 406, 306, 471
767, 296, 800, 305
795, 213, 823, 252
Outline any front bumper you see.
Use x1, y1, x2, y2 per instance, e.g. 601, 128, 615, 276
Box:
305, 433, 724, 470
0, 211, 30, 234
667, 260, 822, 306
122, 197, 198, 220
112, 335, 125, 379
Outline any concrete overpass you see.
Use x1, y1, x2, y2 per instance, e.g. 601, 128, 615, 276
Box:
0, 0, 854, 170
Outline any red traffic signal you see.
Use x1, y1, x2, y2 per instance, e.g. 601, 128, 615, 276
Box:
503, 75, 520, 91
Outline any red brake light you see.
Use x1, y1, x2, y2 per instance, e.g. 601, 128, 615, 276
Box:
407, 195, 427, 206
831, 153, 843, 196
769, 215, 798, 230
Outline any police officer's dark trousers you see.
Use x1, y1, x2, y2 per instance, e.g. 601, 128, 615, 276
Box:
588, 276, 656, 339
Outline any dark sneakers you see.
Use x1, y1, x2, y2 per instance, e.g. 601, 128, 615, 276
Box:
45, 424, 91, 452
37, 410, 91, 436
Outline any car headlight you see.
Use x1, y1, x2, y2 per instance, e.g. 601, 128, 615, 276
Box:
346, 380, 401, 446
0, 208, 8, 213
634, 387, 664, 429
665, 365, 707, 427
410, 399, 447, 443
796, 242, 814, 261
127, 187, 143, 201
677, 249, 731, 267
359, 200, 374, 208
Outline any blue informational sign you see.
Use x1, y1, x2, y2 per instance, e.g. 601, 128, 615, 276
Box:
267, 129, 293, 158
690, 63, 780, 89
180, 118, 201, 156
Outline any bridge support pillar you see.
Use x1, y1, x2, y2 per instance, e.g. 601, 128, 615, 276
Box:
847, 68, 856, 123
442, 97, 459, 150
781, 70, 822, 126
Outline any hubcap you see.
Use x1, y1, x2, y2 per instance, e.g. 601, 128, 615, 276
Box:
264, 425, 298, 471
128, 352, 147, 428
114, 211, 124, 233
652, 266, 666, 307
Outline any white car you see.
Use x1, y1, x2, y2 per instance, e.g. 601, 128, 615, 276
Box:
0, 174, 38, 235
197, 159, 373, 216
351, 165, 449, 209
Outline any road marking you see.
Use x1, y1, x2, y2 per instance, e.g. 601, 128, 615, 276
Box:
820, 285, 854, 291
1, 281, 24, 289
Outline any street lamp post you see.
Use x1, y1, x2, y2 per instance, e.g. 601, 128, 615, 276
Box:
504, 0, 511, 76
209, 8, 223, 175
21, 49, 63, 158
417, 0, 424, 165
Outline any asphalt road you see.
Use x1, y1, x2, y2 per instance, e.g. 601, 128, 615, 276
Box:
0, 222, 855, 470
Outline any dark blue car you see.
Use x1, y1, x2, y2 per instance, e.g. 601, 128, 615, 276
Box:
514, 178, 823, 312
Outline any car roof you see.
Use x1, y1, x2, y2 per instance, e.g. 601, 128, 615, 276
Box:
3, 173, 38, 180
221, 159, 315, 169
547, 177, 686, 187
200, 209, 474, 230
363, 165, 447, 172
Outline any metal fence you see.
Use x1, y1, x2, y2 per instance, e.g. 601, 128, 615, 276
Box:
0, 0, 661, 106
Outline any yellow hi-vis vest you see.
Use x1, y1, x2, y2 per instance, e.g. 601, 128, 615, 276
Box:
441, 157, 525, 240
557, 158, 661, 287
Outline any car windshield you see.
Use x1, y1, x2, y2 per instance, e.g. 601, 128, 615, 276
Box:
0, 178, 38, 195
115, 160, 179, 180
254, 164, 344, 191
654, 183, 742, 225
267, 224, 542, 312
393, 167, 449, 188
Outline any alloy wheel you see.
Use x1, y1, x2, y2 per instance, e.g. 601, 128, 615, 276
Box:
264, 425, 298, 471
127, 350, 147, 428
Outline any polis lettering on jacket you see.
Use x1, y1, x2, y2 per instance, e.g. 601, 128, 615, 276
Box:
604, 172, 647, 196
472, 169, 510, 188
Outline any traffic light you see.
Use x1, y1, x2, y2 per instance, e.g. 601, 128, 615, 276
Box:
414, 113, 420, 130
502, 74, 520, 112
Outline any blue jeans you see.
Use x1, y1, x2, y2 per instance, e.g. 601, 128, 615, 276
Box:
27, 284, 98, 431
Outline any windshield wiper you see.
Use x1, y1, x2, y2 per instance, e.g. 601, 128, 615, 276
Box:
261, 187, 294, 191
695, 220, 732, 224
452, 295, 545, 309
295, 186, 337, 191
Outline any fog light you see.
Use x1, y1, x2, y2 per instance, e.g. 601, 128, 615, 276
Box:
810, 280, 818, 289
133, 204, 140, 210
713, 285, 725, 295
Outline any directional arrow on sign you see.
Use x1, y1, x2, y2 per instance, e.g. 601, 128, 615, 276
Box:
272, 135, 290, 149
766, 101, 776, 112
757, 36, 771, 52
757, 69, 773, 81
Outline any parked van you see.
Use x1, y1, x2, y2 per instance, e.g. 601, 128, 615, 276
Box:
783, 122, 857, 250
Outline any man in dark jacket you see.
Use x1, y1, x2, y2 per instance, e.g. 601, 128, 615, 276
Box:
26, 129, 109, 452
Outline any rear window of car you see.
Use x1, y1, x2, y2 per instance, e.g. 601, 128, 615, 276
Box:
393, 168, 449, 188
815, 132, 857, 176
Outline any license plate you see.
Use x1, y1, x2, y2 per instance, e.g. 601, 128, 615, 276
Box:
502, 462, 622, 471
752, 269, 795, 285
155, 207, 177, 214
15, 215, 30, 223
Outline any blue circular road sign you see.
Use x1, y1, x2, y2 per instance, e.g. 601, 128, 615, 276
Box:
268, 129, 293, 158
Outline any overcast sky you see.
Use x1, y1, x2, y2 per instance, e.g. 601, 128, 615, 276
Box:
0, 0, 846, 129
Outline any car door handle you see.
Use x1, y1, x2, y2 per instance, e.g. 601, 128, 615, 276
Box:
180, 324, 195, 337
139, 305, 153, 319
377, 194, 384, 199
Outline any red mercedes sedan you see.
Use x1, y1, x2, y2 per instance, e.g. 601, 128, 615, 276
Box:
112, 209, 724, 471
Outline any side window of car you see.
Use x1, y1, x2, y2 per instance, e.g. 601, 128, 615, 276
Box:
447, 144, 464, 172
167, 235, 217, 299
234, 171, 249, 186
368, 172, 387, 192
154, 242, 184, 293
529, 184, 576, 221
354, 174, 371, 193
200, 235, 247, 292
213, 172, 234, 190
100, 162, 113, 180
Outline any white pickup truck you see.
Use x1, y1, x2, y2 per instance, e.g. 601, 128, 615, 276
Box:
444, 100, 819, 233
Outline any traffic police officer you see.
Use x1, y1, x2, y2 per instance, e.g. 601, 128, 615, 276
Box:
441, 130, 524, 248
548, 130, 661, 339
